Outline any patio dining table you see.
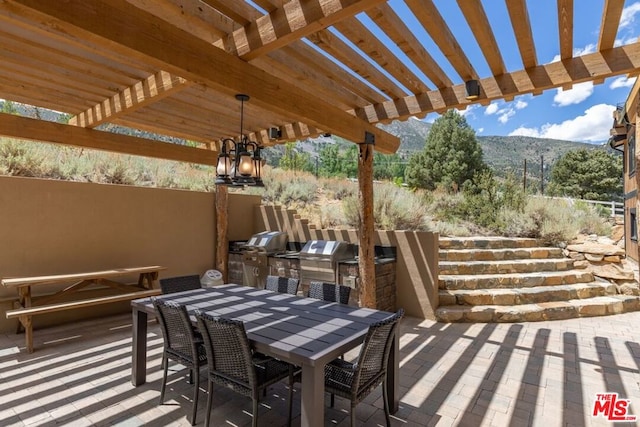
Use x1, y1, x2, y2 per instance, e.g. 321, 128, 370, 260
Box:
130, 284, 399, 427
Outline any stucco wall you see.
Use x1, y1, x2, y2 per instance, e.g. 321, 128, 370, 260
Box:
0, 176, 261, 333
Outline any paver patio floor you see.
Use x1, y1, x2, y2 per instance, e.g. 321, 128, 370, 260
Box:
1, 311, 639, 426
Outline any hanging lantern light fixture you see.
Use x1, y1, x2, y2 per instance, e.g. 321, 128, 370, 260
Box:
215, 94, 264, 187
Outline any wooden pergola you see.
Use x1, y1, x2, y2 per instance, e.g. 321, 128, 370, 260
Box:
0, 0, 638, 307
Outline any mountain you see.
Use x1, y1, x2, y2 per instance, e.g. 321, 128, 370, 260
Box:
2, 100, 614, 179
379, 119, 610, 178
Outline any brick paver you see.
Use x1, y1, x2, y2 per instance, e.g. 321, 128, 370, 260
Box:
1, 311, 639, 426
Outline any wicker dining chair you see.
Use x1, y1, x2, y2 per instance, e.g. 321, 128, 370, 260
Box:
308, 281, 351, 304
152, 298, 207, 426
160, 274, 202, 294
195, 311, 296, 427
265, 275, 299, 295
324, 309, 404, 427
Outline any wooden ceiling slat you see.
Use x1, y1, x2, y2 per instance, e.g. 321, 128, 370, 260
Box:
69, 71, 191, 128
281, 42, 387, 105
405, 0, 477, 81
456, 0, 506, 76
367, 3, 452, 89
7, 0, 399, 153
307, 29, 407, 100
0, 113, 218, 165
334, 17, 430, 94
598, 0, 625, 50
506, 0, 538, 69
254, 51, 362, 110
558, 0, 573, 60
0, 83, 80, 113
0, 65, 106, 110
225, 0, 388, 61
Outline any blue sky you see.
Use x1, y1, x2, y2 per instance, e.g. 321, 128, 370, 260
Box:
406, 0, 640, 144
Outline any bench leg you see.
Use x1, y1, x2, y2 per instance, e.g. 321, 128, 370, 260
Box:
20, 315, 33, 353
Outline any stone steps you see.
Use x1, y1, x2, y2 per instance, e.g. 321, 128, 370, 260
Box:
439, 247, 564, 261
439, 270, 595, 290
439, 281, 617, 306
439, 237, 541, 250
436, 295, 640, 323
439, 258, 574, 275
436, 236, 640, 323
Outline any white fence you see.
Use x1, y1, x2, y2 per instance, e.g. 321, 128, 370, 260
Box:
534, 196, 624, 217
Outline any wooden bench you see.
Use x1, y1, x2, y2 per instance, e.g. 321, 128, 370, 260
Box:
2, 265, 166, 352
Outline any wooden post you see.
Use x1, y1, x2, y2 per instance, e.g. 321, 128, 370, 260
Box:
215, 185, 229, 282
357, 141, 376, 308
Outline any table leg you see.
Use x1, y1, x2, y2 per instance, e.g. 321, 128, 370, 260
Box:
131, 308, 148, 386
300, 363, 325, 427
387, 330, 399, 413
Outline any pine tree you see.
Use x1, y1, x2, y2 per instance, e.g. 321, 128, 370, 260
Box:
405, 109, 485, 190
547, 149, 622, 201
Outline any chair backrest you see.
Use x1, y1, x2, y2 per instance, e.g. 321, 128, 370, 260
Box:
308, 281, 351, 304
152, 298, 200, 362
160, 274, 202, 294
265, 275, 299, 295
353, 309, 404, 393
195, 311, 256, 396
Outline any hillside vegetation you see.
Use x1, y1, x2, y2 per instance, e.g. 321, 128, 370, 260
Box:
0, 135, 611, 245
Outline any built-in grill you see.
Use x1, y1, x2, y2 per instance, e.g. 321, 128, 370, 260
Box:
299, 240, 354, 286
241, 231, 288, 288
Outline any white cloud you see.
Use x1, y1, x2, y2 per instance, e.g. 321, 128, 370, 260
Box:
498, 109, 515, 124
514, 99, 528, 110
508, 103, 615, 143
485, 103, 499, 115
477, 127, 484, 134
610, 76, 637, 89
553, 81, 594, 106
621, 2, 640, 29
459, 104, 479, 118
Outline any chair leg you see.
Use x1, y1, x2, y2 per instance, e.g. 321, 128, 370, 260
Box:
382, 379, 391, 427
252, 397, 259, 427
159, 354, 168, 405
330, 393, 335, 407
188, 368, 194, 384
190, 366, 199, 425
204, 380, 213, 427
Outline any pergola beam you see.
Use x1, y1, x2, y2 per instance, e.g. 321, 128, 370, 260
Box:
69, 71, 190, 128
506, 0, 538, 69
558, 0, 573, 60
598, 0, 625, 51
0, 113, 217, 165
8, 0, 399, 154
355, 43, 640, 123
226, 0, 389, 61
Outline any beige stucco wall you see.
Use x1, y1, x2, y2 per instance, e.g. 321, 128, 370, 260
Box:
0, 176, 261, 333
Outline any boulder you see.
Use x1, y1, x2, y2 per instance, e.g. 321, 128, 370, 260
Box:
590, 263, 635, 281
616, 281, 640, 296
585, 253, 604, 262
611, 224, 624, 242
566, 242, 625, 257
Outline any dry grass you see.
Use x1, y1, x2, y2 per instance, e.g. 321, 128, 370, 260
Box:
0, 137, 614, 244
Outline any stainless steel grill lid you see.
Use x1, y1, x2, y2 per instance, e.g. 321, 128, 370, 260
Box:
243, 231, 288, 254
299, 240, 354, 260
